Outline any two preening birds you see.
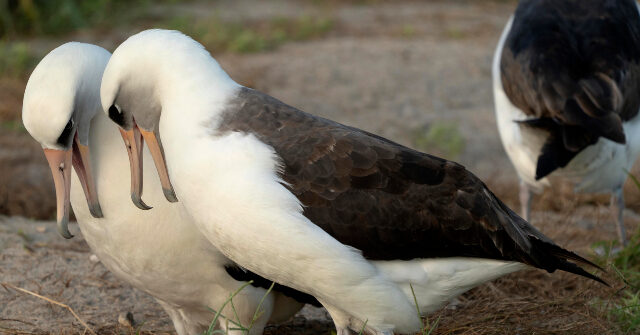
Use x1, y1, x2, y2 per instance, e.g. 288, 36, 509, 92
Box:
22, 1, 638, 334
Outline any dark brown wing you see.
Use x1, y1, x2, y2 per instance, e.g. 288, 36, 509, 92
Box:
218, 88, 604, 283
224, 264, 322, 307
500, 0, 640, 179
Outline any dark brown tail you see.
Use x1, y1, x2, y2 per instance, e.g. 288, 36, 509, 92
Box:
519, 73, 625, 180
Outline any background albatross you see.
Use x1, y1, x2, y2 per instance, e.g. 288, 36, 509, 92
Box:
101, 29, 605, 335
493, 0, 640, 245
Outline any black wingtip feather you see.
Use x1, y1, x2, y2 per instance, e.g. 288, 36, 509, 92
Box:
496, 199, 607, 286
557, 259, 609, 287
534, 131, 584, 180
535, 159, 554, 180
516, 118, 580, 180
530, 238, 608, 286
603, 128, 626, 145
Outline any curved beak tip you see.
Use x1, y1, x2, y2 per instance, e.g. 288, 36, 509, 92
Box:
131, 193, 153, 210
57, 219, 74, 239
138, 128, 177, 205
163, 188, 178, 203
89, 203, 104, 218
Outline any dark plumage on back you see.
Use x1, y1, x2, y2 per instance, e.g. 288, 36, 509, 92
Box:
224, 264, 322, 307
500, 0, 640, 179
218, 88, 605, 284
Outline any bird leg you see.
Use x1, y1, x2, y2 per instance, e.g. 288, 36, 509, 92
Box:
519, 180, 533, 221
610, 187, 627, 246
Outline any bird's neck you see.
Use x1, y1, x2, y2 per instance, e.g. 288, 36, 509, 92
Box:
156, 65, 241, 178
160, 78, 240, 137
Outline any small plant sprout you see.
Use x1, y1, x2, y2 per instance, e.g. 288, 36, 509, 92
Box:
202, 280, 277, 335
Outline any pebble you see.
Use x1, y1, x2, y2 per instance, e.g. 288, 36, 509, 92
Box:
118, 311, 135, 328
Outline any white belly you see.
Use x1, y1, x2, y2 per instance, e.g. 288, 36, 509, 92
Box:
68, 113, 298, 332
492, 17, 640, 194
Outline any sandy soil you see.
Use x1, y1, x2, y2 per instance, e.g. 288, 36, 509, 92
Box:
1, 0, 639, 334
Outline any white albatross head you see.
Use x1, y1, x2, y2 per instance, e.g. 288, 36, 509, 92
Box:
101, 29, 238, 207
22, 42, 110, 238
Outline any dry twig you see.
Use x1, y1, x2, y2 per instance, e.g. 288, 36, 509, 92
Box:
0, 282, 96, 335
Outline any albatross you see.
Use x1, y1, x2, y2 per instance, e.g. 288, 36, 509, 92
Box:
493, 0, 640, 245
22, 42, 308, 335
101, 29, 605, 335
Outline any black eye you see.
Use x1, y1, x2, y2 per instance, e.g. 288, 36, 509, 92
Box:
56, 118, 75, 147
108, 104, 125, 127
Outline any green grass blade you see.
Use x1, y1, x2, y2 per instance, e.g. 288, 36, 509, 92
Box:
410, 284, 422, 320
624, 169, 640, 191
247, 281, 276, 331
425, 316, 440, 335
202, 280, 254, 335
357, 319, 368, 335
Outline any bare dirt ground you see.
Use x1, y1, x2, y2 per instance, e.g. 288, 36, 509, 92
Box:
1, 0, 640, 334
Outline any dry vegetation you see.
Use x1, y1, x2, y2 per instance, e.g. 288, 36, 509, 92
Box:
1, 0, 639, 334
